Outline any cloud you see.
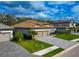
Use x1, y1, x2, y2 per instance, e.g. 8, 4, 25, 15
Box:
11, 5, 26, 12
48, 1, 75, 5
37, 12, 47, 17
2, 5, 27, 14
2, 1, 31, 9
40, 8, 59, 17
30, 1, 47, 10
0, 4, 36, 15
16, 14, 37, 18
3, 1, 12, 4
72, 5, 79, 13
50, 8, 59, 13
71, 5, 79, 19
0, 1, 78, 22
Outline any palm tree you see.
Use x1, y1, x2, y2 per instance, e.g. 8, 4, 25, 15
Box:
28, 30, 37, 39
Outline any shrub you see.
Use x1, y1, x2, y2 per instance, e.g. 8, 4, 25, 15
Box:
14, 31, 24, 41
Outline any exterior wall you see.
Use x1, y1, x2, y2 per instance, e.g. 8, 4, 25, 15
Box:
56, 28, 66, 32
33, 28, 56, 34
69, 23, 76, 28
0, 30, 13, 39
14, 28, 56, 35
14, 28, 29, 35
50, 28, 56, 33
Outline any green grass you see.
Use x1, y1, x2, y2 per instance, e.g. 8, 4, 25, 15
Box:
55, 34, 79, 40
43, 48, 64, 57
16, 39, 53, 53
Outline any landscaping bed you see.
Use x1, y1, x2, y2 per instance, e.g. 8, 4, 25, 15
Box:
43, 48, 64, 57
16, 39, 53, 53
54, 34, 79, 40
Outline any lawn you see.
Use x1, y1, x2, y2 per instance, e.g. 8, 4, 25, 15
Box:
16, 39, 53, 53
43, 48, 64, 57
55, 34, 79, 40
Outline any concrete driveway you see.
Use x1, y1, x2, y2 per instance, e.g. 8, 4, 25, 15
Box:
0, 41, 35, 57
35, 36, 78, 49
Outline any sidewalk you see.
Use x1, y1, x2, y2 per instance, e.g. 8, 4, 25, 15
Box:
32, 46, 59, 56
71, 38, 79, 42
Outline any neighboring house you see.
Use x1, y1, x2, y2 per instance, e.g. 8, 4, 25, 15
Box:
13, 20, 56, 36
76, 26, 79, 32
53, 20, 76, 32
0, 23, 13, 42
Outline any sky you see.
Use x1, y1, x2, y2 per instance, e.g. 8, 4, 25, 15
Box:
0, 1, 79, 22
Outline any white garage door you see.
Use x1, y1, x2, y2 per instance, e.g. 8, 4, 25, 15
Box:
0, 32, 10, 42
37, 31, 49, 36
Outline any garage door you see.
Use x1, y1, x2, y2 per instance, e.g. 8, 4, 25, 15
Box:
37, 32, 43, 36
0, 33, 10, 42
43, 31, 49, 36
37, 31, 49, 36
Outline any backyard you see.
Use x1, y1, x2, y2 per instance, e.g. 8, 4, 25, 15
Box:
54, 34, 79, 40
16, 39, 53, 53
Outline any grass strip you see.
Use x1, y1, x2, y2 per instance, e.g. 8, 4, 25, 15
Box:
43, 48, 64, 57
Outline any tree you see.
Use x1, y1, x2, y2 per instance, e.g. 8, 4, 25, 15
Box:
28, 30, 37, 39
14, 31, 24, 41
0, 14, 18, 25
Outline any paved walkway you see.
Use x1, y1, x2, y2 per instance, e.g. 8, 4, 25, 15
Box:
71, 38, 79, 42
35, 36, 78, 49
0, 41, 36, 57
33, 46, 59, 56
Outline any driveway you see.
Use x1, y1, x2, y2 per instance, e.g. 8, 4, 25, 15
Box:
35, 36, 78, 49
0, 41, 36, 57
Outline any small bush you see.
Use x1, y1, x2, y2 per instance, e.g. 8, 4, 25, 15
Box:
14, 31, 24, 41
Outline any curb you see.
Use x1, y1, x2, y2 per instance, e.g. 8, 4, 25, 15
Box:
54, 43, 79, 57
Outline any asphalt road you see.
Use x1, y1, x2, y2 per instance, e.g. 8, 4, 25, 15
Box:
57, 44, 79, 57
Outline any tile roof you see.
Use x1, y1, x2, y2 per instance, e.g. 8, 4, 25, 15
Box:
13, 20, 54, 28
0, 23, 13, 29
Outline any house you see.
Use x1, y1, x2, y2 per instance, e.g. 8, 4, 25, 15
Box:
13, 20, 56, 36
0, 23, 13, 42
53, 20, 76, 32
